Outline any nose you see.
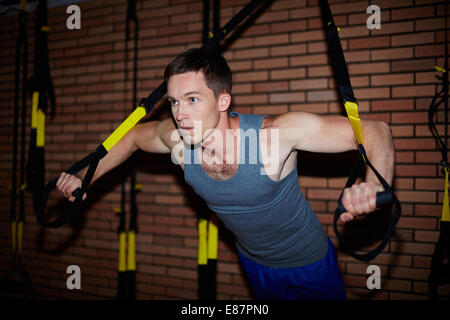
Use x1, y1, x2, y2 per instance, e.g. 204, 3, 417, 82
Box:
175, 103, 188, 122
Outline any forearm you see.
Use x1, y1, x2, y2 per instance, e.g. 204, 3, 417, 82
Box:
75, 130, 138, 186
361, 120, 395, 186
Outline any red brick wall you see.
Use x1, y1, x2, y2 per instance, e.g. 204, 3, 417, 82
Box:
0, 0, 449, 300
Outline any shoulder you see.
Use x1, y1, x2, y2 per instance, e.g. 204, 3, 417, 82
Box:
261, 112, 324, 132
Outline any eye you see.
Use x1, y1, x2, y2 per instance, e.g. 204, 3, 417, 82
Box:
189, 97, 198, 103
169, 99, 179, 106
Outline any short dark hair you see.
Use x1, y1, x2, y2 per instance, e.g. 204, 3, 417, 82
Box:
164, 48, 232, 97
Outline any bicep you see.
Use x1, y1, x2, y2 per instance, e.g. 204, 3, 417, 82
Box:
133, 118, 177, 154
279, 112, 358, 153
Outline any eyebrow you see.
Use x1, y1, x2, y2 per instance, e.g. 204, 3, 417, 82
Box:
167, 91, 201, 100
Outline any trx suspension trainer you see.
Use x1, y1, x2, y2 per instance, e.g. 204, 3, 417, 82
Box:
320, 0, 401, 262
27, 0, 55, 201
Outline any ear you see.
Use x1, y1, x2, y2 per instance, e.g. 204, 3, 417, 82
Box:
218, 93, 231, 112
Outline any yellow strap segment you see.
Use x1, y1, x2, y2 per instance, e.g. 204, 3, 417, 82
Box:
17, 221, 23, 255
118, 231, 127, 272
102, 106, 146, 152
31, 91, 39, 129
11, 221, 17, 253
127, 231, 136, 271
41, 26, 50, 32
434, 65, 447, 73
198, 219, 208, 265
37, 108, 45, 147
442, 167, 450, 222
20, 0, 27, 11
207, 217, 218, 260
344, 101, 364, 146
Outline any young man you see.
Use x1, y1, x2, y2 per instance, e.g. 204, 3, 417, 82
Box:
57, 48, 394, 300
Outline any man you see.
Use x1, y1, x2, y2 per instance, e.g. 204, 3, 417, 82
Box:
57, 48, 394, 300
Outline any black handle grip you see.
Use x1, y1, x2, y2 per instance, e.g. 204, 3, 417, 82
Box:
376, 191, 393, 207
33, 150, 100, 228
336, 191, 394, 215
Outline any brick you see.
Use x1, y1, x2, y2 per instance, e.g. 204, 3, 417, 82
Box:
253, 34, 289, 47
233, 94, 268, 105
290, 53, 328, 67
396, 191, 436, 203
394, 138, 436, 150
271, 20, 307, 34
371, 99, 414, 112
371, 74, 413, 86
233, 47, 268, 59
354, 87, 390, 99
290, 6, 321, 20
254, 57, 289, 70
269, 44, 307, 57
291, 30, 324, 43
415, 17, 445, 32
416, 151, 444, 164
391, 6, 435, 21
307, 90, 339, 102
392, 32, 435, 47
391, 241, 436, 255
414, 230, 439, 242
371, 47, 413, 61
391, 112, 430, 124
397, 217, 436, 230
253, 105, 288, 115
254, 81, 289, 93
290, 78, 328, 90
349, 36, 390, 50
391, 126, 414, 138
395, 165, 436, 177
235, 71, 268, 83
270, 67, 306, 80
348, 62, 389, 75
370, 21, 414, 36
270, 92, 305, 103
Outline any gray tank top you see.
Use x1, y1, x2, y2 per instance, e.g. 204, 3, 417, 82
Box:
184, 111, 328, 267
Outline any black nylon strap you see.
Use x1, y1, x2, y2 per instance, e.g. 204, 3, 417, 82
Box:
27, 0, 55, 207
320, 0, 401, 261
34, 145, 106, 228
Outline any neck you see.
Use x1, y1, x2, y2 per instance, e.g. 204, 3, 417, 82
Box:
200, 112, 239, 164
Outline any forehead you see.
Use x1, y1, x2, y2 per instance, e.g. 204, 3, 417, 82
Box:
167, 71, 211, 97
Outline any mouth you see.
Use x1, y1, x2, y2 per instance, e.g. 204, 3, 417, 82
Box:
179, 126, 194, 133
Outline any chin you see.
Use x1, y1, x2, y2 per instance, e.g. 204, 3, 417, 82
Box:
181, 134, 202, 146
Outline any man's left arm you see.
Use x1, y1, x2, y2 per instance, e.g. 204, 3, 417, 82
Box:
275, 112, 395, 223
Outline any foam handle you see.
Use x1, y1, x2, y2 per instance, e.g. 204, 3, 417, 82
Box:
376, 191, 393, 208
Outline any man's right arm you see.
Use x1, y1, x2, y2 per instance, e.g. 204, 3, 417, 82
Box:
56, 118, 178, 201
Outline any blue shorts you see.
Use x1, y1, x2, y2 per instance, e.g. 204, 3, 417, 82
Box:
238, 238, 347, 300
